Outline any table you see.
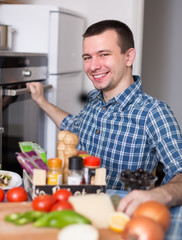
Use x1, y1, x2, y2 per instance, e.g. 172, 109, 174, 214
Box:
106, 189, 182, 240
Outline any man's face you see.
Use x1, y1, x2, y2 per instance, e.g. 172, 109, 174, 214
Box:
82, 30, 129, 97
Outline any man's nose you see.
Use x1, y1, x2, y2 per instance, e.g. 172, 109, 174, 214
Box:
90, 57, 101, 71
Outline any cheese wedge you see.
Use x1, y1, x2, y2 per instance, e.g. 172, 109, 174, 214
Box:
69, 193, 115, 228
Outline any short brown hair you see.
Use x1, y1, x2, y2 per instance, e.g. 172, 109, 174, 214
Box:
83, 20, 135, 54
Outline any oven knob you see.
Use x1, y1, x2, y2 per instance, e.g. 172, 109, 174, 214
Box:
22, 70, 32, 77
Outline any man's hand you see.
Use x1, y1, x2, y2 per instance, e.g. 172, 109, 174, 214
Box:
26, 82, 46, 106
117, 189, 156, 216
117, 173, 182, 217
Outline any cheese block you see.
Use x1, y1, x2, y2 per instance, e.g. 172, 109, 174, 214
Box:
69, 193, 115, 228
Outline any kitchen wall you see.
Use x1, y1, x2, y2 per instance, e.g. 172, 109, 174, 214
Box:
142, 0, 182, 129
16, 0, 144, 92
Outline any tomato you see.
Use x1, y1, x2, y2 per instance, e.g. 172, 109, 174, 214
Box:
6, 187, 28, 202
51, 200, 74, 211
53, 189, 72, 202
122, 216, 164, 240
32, 194, 56, 212
77, 150, 88, 155
0, 188, 5, 202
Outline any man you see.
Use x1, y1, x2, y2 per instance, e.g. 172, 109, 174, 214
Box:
27, 20, 182, 216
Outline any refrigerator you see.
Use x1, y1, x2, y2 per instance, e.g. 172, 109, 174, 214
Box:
0, 4, 86, 159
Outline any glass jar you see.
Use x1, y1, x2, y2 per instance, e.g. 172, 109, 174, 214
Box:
47, 158, 62, 185
68, 156, 84, 185
84, 156, 101, 184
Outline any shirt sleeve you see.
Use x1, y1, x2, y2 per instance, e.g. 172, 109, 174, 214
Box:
60, 114, 81, 136
146, 101, 182, 184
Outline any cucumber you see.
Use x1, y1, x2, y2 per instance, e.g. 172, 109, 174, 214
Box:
34, 210, 91, 228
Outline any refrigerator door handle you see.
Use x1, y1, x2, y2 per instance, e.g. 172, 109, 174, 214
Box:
2, 84, 52, 96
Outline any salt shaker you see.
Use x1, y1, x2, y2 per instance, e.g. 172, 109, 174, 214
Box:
68, 156, 84, 185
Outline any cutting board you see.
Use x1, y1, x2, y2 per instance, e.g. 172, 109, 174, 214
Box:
0, 202, 121, 240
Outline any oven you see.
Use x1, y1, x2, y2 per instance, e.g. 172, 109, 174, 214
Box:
0, 52, 51, 176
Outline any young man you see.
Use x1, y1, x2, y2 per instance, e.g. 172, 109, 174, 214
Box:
27, 20, 182, 216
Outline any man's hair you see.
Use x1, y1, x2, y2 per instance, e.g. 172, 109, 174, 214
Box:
83, 20, 135, 54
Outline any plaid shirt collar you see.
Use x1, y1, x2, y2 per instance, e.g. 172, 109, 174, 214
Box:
89, 75, 142, 110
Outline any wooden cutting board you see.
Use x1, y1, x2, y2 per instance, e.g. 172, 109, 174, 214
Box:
0, 202, 121, 240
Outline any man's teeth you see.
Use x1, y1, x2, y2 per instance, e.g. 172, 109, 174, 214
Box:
94, 74, 105, 79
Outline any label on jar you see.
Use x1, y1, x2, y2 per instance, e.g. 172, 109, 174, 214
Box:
68, 174, 82, 185
47, 173, 62, 185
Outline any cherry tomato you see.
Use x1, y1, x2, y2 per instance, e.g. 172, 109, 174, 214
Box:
6, 187, 28, 202
32, 194, 56, 212
53, 189, 72, 202
0, 188, 5, 202
51, 200, 74, 211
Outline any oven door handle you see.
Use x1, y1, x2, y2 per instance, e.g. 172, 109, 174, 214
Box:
2, 84, 53, 96
0, 127, 4, 134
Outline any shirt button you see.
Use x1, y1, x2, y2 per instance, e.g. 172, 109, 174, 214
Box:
103, 107, 107, 111
96, 129, 100, 134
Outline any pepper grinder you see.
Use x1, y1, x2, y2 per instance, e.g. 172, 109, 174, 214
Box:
57, 131, 79, 184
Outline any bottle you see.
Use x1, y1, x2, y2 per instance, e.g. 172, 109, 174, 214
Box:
47, 158, 62, 185
68, 156, 84, 185
84, 156, 101, 184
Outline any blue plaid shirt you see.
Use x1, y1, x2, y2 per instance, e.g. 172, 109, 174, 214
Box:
61, 76, 182, 189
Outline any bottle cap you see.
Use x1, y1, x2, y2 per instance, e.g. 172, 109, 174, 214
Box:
69, 156, 83, 170
48, 158, 62, 169
84, 156, 101, 167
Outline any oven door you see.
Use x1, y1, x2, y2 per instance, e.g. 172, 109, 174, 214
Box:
2, 82, 51, 176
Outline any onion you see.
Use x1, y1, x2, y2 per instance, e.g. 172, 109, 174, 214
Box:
133, 201, 171, 231
122, 216, 164, 240
57, 224, 99, 240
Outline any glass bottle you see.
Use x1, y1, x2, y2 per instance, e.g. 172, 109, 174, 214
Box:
84, 156, 101, 184
68, 156, 84, 185
47, 158, 62, 185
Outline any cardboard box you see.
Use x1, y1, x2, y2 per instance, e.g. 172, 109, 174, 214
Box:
23, 170, 106, 199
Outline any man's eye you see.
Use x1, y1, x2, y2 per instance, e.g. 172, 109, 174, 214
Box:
83, 56, 91, 61
100, 53, 109, 57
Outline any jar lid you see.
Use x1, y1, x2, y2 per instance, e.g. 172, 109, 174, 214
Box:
78, 154, 91, 159
69, 156, 83, 170
84, 156, 101, 167
48, 158, 62, 168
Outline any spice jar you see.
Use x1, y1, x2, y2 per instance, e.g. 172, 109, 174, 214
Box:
84, 156, 101, 184
68, 156, 84, 185
47, 158, 62, 185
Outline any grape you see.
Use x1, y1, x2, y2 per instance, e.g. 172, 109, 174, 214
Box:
120, 168, 156, 191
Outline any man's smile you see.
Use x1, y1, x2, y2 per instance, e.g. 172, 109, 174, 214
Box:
92, 72, 109, 81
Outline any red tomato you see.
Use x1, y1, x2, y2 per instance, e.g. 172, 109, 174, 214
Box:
53, 189, 72, 202
32, 194, 56, 212
0, 188, 5, 202
51, 200, 74, 211
77, 150, 88, 155
6, 187, 28, 202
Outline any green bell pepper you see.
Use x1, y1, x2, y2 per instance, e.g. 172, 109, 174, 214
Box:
34, 210, 91, 228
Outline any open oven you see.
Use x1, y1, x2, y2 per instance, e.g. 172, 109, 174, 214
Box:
0, 52, 51, 176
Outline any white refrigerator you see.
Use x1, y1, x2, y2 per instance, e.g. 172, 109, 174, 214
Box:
0, 4, 86, 159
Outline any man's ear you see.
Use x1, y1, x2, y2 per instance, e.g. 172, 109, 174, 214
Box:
125, 48, 136, 67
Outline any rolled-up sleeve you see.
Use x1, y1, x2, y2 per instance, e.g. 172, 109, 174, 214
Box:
146, 102, 182, 184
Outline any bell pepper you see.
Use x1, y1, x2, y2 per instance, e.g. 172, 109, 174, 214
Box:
34, 210, 91, 228
5, 211, 46, 225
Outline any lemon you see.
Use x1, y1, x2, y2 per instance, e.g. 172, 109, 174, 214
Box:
107, 211, 130, 233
